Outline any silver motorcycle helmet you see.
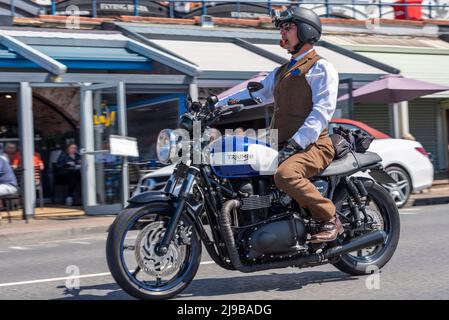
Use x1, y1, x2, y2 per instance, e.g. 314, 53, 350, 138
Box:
271, 6, 322, 45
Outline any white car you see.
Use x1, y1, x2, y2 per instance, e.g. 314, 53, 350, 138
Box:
330, 118, 434, 208
135, 118, 434, 208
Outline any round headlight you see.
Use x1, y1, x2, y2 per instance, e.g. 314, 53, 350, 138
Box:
156, 129, 176, 164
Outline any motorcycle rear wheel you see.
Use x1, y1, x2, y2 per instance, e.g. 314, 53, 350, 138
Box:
332, 179, 400, 276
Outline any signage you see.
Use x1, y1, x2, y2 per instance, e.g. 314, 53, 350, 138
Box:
109, 135, 139, 157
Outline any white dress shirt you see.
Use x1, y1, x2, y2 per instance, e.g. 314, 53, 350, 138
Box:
217, 48, 339, 149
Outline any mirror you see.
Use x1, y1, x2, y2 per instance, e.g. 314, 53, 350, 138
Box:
247, 82, 264, 104
207, 95, 219, 111
247, 81, 264, 93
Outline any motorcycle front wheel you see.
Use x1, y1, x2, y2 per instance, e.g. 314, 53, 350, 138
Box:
106, 202, 202, 300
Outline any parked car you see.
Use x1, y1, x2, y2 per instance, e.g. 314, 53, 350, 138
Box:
133, 118, 434, 208
330, 118, 434, 207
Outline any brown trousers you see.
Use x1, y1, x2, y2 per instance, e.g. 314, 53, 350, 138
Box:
274, 136, 336, 222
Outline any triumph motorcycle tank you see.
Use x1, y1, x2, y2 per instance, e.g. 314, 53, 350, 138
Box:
209, 135, 277, 178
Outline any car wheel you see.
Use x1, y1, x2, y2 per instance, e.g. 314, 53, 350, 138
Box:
382, 166, 412, 208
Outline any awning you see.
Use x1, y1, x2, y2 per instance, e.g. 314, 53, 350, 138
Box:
354, 51, 449, 98
114, 22, 390, 84
0, 28, 200, 78
253, 43, 387, 79
0, 0, 42, 17
149, 39, 279, 76
323, 35, 449, 98
0, 42, 151, 71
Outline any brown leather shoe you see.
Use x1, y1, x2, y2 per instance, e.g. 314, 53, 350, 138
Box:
310, 216, 344, 243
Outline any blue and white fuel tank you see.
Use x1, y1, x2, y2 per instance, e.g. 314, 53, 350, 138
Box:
209, 135, 278, 178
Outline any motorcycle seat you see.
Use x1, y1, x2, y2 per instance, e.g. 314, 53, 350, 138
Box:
318, 151, 382, 177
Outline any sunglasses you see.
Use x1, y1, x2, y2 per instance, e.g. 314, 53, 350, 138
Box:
279, 22, 294, 32
270, 8, 293, 27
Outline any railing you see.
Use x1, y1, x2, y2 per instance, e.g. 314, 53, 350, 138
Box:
12, 0, 449, 20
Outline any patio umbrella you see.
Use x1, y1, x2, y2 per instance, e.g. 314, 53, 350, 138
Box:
338, 74, 449, 139
338, 74, 449, 104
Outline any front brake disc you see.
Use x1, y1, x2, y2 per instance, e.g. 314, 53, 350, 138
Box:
134, 221, 186, 277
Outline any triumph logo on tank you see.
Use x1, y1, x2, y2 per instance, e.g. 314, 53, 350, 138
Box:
226, 153, 255, 162
211, 152, 256, 166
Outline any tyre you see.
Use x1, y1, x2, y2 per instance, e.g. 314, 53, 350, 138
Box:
383, 165, 412, 208
106, 202, 202, 300
332, 179, 400, 276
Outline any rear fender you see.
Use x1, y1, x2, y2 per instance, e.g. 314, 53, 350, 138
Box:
368, 168, 396, 184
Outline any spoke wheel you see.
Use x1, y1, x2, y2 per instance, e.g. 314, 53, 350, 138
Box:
332, 179, 400, 276
107, 204, 201, 300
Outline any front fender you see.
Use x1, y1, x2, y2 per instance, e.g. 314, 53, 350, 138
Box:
127, 190, 171, 204
127, 190, 204, 221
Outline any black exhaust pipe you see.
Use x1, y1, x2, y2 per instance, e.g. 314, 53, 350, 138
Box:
323, 230, 386, 260
220, 200, 387, 273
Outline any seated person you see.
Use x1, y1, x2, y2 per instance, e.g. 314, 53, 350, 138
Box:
56, 143, 81, 206
0, 156, 18, 197
3, 142, 17, 164
11, 150, 44, 171
11, 149, 45, 186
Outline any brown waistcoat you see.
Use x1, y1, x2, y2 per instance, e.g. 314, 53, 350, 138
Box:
270, 49, 330, 144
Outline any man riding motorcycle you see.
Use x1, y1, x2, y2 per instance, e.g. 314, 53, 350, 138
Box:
217, 6, 342, 243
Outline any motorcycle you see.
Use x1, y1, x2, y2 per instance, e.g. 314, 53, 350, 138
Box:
106, 83, 400, 300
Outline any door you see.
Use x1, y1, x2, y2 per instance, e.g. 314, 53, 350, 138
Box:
80, 82, 128, 215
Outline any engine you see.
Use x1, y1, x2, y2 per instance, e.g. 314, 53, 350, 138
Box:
230, 178, 312, 261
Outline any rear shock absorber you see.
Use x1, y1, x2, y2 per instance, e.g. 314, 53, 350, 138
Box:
353, 178, 371, 224
345, 177, 364, 227
346, 177, 371, 225
353, 178, 368, 198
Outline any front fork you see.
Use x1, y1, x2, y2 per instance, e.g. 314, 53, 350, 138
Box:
155, 166, 200, 256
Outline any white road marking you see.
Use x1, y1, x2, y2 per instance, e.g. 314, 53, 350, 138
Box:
0, 273, 111, 288
399, 208, 420, 215
69, 241, 91, 245
8, 246, 32, 251
0, 261, 216, 288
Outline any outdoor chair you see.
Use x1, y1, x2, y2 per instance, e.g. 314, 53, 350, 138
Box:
0, 193, 25, 223
14, 167, 44, 209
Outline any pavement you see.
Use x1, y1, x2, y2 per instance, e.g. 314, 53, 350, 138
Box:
409, 184, 449, 206
0, 215, 114, 241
